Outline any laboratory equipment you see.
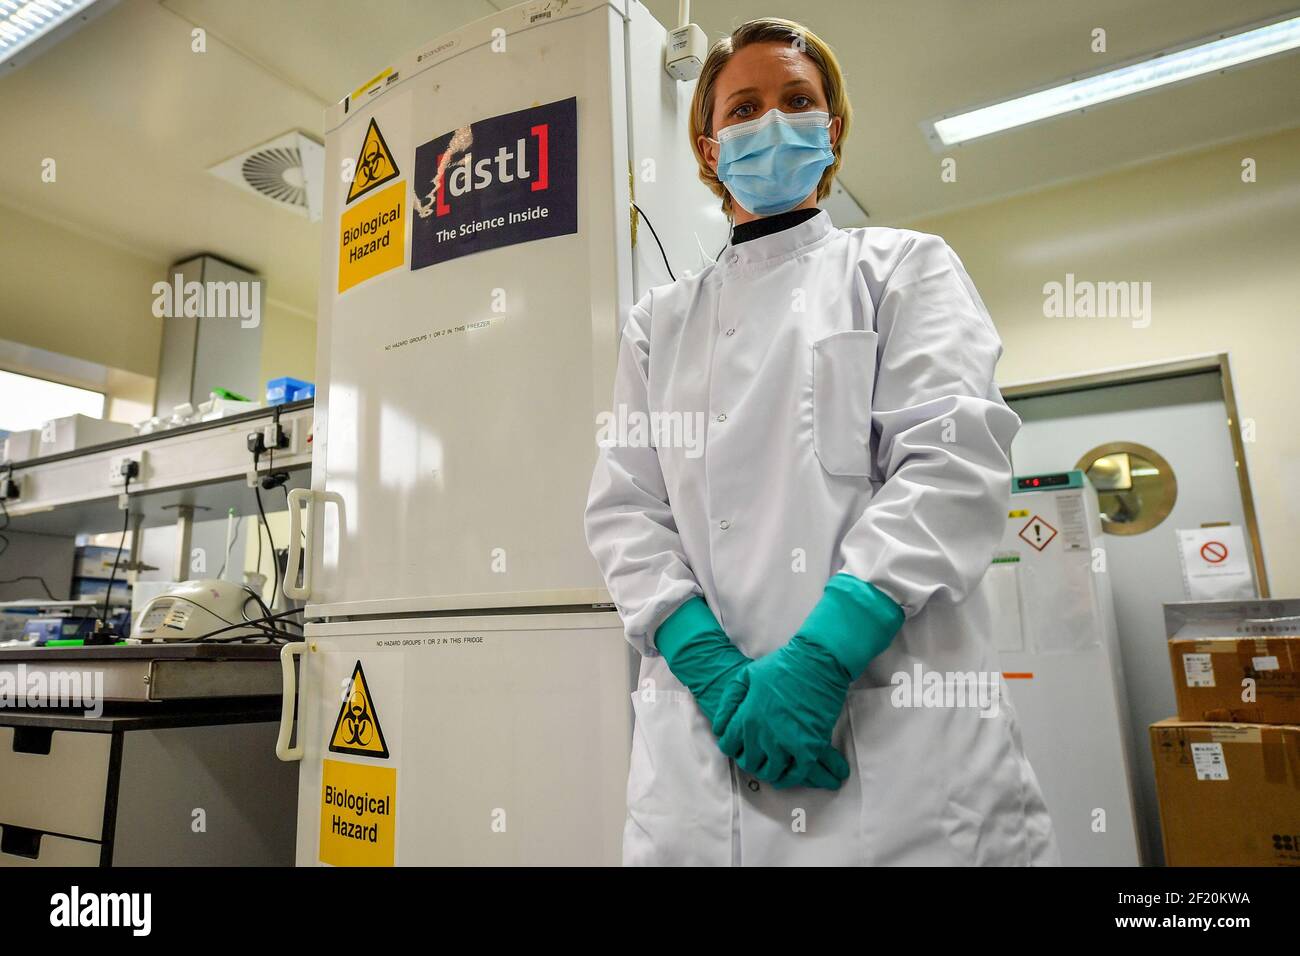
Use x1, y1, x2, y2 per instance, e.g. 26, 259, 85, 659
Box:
133, 579, 269, 642
977, 470, 1143, 865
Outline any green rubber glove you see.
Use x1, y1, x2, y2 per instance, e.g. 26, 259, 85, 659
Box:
653, 596, 750, 726
714, 574, 905, 788
655, 597, 852, 790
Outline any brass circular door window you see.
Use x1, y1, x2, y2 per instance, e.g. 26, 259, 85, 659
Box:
1075, 442, 1177, 535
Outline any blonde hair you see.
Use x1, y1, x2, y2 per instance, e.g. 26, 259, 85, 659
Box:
689, 18, 852, 218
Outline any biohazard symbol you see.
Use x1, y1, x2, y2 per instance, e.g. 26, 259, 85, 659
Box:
346, 118, 401, 204
328, 661, 390, 758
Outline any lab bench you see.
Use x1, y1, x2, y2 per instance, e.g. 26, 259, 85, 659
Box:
0, 644, 297, 867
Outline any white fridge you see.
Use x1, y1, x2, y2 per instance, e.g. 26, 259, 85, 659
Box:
274, 0, 725, 865
978, 471, 1144, 865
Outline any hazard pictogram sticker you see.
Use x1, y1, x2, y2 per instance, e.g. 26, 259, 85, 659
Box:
1018, 515, 1057, 551
329, 661, 390, 758
346, 118, 401, 204
1200, 540, 1229, 564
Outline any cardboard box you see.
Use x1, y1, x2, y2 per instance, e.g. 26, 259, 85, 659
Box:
1150, 719, 1300, 866
1169, 636, 1300, 725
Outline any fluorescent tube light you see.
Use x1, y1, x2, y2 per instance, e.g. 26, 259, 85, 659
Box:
0, 0, 117, 73
925, 15, 1300, 147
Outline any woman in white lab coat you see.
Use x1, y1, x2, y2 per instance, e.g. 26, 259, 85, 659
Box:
585, 17, 1059, 866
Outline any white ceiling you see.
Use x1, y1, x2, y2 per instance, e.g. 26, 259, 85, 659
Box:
2, 0, 1298, 319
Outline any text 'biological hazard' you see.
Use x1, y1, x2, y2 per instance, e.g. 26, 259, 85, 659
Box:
319, 759, 396, 866
338, 180, 405, 293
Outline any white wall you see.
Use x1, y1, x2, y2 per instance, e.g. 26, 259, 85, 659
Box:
909, 125, 1300, 594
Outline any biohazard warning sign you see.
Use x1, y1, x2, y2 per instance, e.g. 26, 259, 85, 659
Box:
329, 661, 390, 758
346, 118, 401, 204
1018, 515, 1058, 552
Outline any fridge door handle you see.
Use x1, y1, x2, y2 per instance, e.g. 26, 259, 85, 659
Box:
276, 641, 308, 761
284, 489, 347, 601
284, 489, 313, 600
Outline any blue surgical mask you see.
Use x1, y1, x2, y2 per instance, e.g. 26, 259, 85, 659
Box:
712, 109, 834, 216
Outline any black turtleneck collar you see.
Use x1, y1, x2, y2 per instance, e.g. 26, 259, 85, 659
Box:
730, 207, 821, 246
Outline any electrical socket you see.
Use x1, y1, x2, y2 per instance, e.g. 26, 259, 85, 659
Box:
108, 454, 143, 487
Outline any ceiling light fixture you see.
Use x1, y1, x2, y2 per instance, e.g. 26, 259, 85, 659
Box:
0, 0, 119, 73
922, 14, 1300, 148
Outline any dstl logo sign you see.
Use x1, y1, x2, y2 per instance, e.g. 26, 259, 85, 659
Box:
411, 96, 578, 269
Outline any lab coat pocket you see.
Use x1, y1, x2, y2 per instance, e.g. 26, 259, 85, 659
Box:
623, 689, 734, 866
847, 682, 1033, 865
846, 685, 954, 865
811, 330, 877, 478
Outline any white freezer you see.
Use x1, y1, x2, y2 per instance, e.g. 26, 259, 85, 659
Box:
278, 1, 722, 867
286, 612, 633, 866
293, 0, 725, 618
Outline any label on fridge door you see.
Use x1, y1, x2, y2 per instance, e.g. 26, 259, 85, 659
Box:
319, 654, 403, 865
346, 117, 402, 203
410, 96, 578, 268
339, 181, 406, 293
329, 661, 391, 758
320, 759, 397, 866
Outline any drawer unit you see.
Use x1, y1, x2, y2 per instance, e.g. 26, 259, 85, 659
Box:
0, 709, 296, 866
0, 827, 101, 867
0, 727, 112, 841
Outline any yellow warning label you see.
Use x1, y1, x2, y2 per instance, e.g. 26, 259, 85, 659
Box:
1009, 509, 1030, 518
338, 181, 404, 293
319, 758, 396, 866
329, 661, 390, 757
351, 68, 392, 102
347, 117, 400, 204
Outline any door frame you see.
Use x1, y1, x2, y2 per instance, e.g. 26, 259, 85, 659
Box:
1000, 352, 1269, 597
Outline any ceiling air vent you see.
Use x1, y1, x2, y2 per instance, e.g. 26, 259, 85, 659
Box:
209, 131, 324, 222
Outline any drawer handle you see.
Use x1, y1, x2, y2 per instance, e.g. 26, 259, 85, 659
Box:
0, 824, 41, 860
12, 726, 52, 755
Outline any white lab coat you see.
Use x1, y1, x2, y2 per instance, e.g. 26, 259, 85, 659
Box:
585, 211, 1059, 866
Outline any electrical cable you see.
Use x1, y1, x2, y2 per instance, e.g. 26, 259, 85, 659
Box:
0, 576, 56, 600
255, 476, 279, 611
101, 474, 132, 629
631, 202, 676, 282
196, 607, 303, 643
0, 493, 9, 560
217, 509, 242, 580
252, 450, 264, 595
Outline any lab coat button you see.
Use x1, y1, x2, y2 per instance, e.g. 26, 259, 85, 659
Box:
719, 519, 730, 530
748, 779, 760, 793
728, 255, 739, 264
725, 328, 736, 336
716, 412, 727, 423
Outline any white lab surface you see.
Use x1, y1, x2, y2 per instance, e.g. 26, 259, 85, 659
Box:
586, 212, 1059, 865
